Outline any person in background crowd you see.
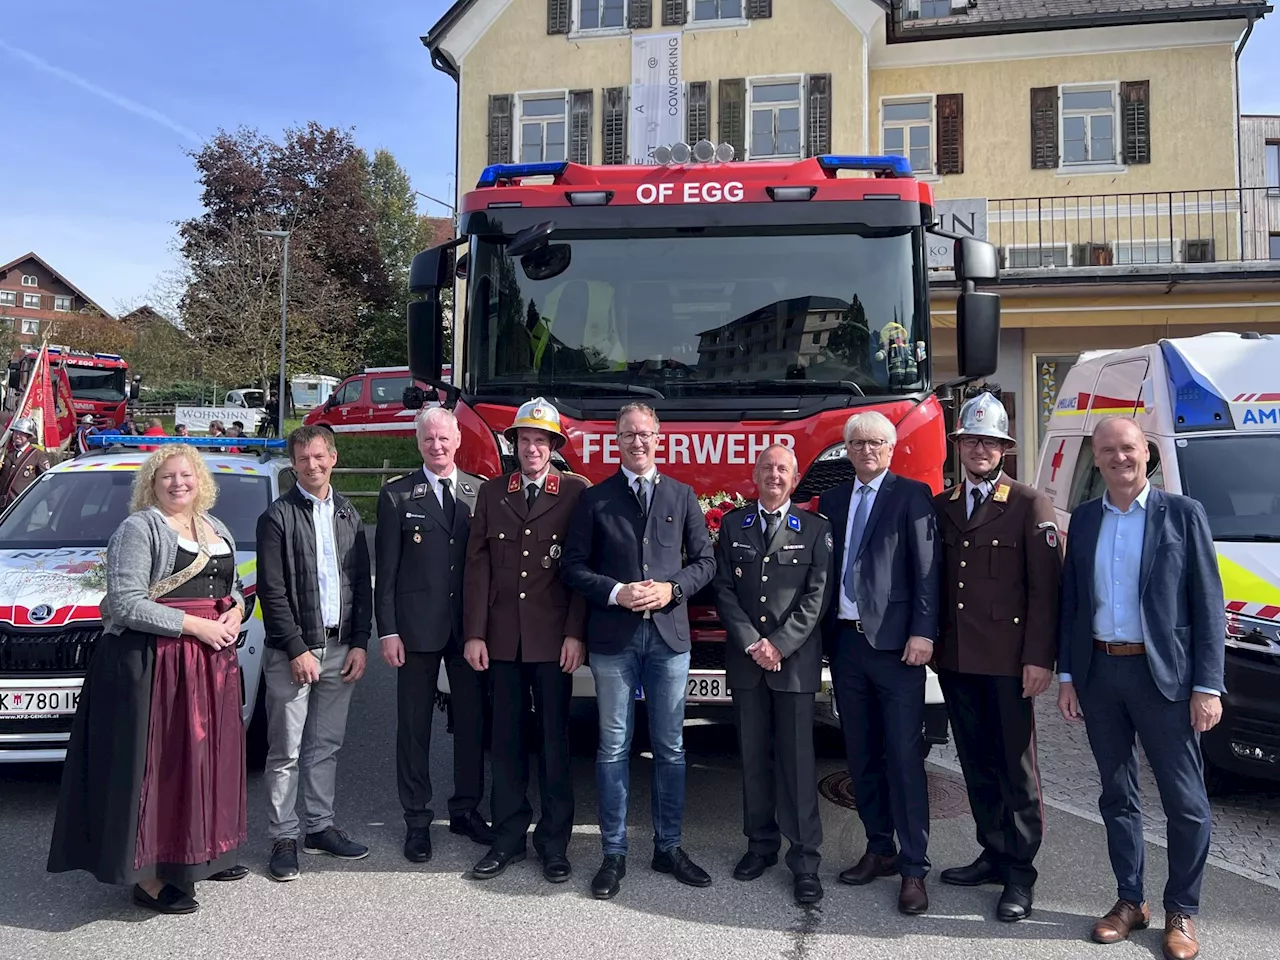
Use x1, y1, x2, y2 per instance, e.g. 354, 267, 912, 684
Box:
818, 411, 939, 917
0, 416, 50, 510
48, 445, 249, 913
561, 402, 717, 901
139, 418, 167, 453
463, 398, 588, 884
74, 414, 99, 456
376, 406, 492, 863
932, 393, 1060, 923
175, 423, 190, 438
261, 390, 280, 438
1058, 417, 1225, 960
712, 444, 832, 906
255, 425, 373, 882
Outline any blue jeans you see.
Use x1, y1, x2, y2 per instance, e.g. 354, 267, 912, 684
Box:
590, 620, 690, 856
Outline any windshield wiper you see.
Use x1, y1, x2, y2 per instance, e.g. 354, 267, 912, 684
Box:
545, 380, 665, 400
698, 379, 866, 397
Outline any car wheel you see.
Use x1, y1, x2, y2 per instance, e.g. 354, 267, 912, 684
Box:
245, 683, 269, 772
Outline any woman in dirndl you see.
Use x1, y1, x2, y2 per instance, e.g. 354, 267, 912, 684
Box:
48, 444, 249, 914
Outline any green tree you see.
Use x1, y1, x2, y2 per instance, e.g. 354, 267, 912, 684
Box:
362, 150, 422, 367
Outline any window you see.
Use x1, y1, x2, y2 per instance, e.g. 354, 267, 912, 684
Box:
578, 0, 625, 30
370, 376, 412, 404
749, 79, 802, 160
53, 295, 72, 312
0, 290, 14, 307
1271, 235, 1280, 260
21, 318, 40, 335
20, 274, 37, 287
694, 0, 742, 19
882, 99, 932, 174
1114, 240, 1175, 265
23, 293, 40, 309
1007, 245, 1069, 269
1067, 440, 1163, 511
1266, 142, 1279, 194
519, 94, 567, 163
1061, 84, 1116, 165
917, 0, 952, 16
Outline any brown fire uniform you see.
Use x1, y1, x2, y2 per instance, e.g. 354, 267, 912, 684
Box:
464, 465, 588, 859
932, 471, 1061, 889
0, 443, 51, 510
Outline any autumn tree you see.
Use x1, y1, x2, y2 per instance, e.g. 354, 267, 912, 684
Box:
46, 310, 135, 355
118, 305, 201, 386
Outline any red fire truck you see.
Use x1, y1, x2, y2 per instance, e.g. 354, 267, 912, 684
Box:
405, 153, 1001, 740
8, 347, 138, 429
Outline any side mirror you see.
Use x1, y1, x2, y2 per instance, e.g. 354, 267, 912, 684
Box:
7, 370, 19, 391
323, 393, 336, 411
129, 375, 141, 401
506, 221, 556, 258
455, 251, 469, 281
408, 299, 445, 385
956, 291, 1000, 379
954, 237, 999, 282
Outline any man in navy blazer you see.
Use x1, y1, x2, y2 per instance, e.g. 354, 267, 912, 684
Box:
817, 410, 940, 916
561, 402, 716, 901
1058, 416, 1224, 960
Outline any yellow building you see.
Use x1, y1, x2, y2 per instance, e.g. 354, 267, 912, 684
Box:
424, 0, 1278, 463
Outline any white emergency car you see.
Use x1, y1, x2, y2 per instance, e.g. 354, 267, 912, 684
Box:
0, 439, 291, 764
1034, 331, 1280, 787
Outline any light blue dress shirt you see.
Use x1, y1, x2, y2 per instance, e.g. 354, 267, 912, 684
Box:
298, 484, 341, 630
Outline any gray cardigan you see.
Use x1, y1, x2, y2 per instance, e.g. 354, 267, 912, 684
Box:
102, 508, 246, 637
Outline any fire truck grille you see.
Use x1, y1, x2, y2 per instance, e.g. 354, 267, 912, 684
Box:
0, 628, 101, 676
794, 458, 856, 503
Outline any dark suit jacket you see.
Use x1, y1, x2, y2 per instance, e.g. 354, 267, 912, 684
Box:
463, 466, 589, 663
712, 503, 832, 693
933, 473, 1062, 677
256, 486, 373, 659
374, 467, 481, 654
561, 470, 716, 655
818, 471, 940, 653
1058, 486, 1226, 702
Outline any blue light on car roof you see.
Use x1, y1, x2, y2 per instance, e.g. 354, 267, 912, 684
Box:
815, 155, 913, 178
476, 162, 570, 188
1160, 340, 1231, 432
85, 436, 288, 449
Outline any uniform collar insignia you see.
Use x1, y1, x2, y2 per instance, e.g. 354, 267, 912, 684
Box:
742, 512, 756, 528
460, 481, 475, 496
411, 483, 429, 500
508, 473, 521, 494
545, 474, 560, 496
993, 483, 1011, 503
787, 514, 801, 532
950, 485, 962, 501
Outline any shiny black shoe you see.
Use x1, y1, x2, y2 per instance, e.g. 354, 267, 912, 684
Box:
206, 864, 249, 882
794, 873, 824, 905
592, 854, 627, 900
651, 846, 712, 888
450, 810, 495, 846
404, 827, 432, 863
268, 838, 299, 882
940, 856, 1001, 887
733, 851, 778, 881
542, 854, 572, 883
303, 826, 369, 860
472, 847, 527, 880
997, 883, 1034, 922
133, 884, 199, 914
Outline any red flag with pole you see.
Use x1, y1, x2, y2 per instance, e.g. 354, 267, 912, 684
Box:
16, 342, 62, 450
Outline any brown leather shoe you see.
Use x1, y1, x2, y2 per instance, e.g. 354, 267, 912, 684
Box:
1163, 914, 1199, 960
898, 877, 928, 915
838, 851, 899, 886
1092, 900, 1152, 943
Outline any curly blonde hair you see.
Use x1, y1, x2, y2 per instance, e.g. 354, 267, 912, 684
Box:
130, 445, 219, 515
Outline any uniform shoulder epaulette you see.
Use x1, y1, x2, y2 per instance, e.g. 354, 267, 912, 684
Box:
561, 469, 592, 488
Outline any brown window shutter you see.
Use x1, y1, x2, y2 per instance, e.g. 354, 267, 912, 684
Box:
747, 0, 772, 18
687, 81, 710, 144
629, 0, 653, 28
805, 74, 831, 158
1184, 239, 1215, 263
719, 78, 746, 161
488, 94, 513, 165
1072, 242, 1113, 266
1030, 86, 1058, 170
547, 0, 570, 34
662, 0, 686, 25
603, 87, 628, 165
936, 92, 964, 175
569, 90, 593, 164
1120, 80, 1151, 165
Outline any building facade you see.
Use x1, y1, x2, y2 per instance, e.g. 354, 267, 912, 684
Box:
425, 0, 1277, 463
0, 252, 112, 344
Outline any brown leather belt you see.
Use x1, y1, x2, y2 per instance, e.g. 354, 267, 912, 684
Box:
1094, 640, 1146, 656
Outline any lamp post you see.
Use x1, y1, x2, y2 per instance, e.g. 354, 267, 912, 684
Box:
414, 189, 457, 231
257, 229, 291, 438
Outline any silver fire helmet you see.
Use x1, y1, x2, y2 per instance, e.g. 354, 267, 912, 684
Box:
949, 392, 1015, 445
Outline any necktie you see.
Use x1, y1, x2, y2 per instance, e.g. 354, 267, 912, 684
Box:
763, 510, 781, 548
634, 476, 649, 516
970, 487, 985, 519
842, 486, 873, 609
526, 483, 539, 510
440, 477, 456, 526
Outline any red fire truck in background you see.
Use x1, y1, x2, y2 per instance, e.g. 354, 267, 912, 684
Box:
404, 152, 1002, 743
7, 347, 138, 430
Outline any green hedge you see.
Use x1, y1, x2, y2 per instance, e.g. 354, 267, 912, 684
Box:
331, 435, 422, 521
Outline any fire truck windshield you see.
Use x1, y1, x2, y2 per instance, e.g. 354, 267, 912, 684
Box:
465, 228, 927, 401
64, 367, 127, 402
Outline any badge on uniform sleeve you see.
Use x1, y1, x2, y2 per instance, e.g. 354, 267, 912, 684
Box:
1038, 520, 1059, 549
787, 514, 801, 532
742, 513, 756, 528
545, 474, 560, 495
993, 483, 1011, 503
825, 532, 834, 550
411, 483, 429, 499
549, 544, 562, 559
508, 473, 521, 493
460, 481, 475, 496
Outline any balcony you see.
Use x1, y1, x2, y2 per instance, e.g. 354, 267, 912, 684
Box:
973, 186, 1280, 273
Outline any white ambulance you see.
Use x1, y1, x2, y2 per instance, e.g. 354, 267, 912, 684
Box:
1034, 331, 1280, 788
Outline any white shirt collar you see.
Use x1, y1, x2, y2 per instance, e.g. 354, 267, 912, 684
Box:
523, 470, 548, 491
1103, 482, 1151, 515
758, 499, 792, 519
853, 470, 888, 494
423, 464, 460, 491
297, 484, 333, 507
621, 464, 658, 486
964, 477, 994, 498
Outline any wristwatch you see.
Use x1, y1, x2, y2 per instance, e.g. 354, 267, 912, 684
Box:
669, 582, 684, 604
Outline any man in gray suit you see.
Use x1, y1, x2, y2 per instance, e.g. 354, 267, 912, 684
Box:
713, 444, 832, 906
1058, 417, 1224, 960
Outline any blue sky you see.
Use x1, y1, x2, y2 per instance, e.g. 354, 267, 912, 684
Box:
1, 1, 1277, 314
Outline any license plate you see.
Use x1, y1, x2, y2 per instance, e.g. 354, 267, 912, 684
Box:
685, 671, 732, 703
0, 688, 81, 716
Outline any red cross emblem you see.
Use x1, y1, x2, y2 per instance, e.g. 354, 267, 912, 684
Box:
1050, 439, 1067, 482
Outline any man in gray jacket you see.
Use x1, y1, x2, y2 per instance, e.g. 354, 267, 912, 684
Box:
256, 425, 373, 881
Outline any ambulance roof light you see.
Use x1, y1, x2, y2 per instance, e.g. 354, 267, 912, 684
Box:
475, 161, 569, 188
1160, 340, 1231, 432
816, 155, 913, 178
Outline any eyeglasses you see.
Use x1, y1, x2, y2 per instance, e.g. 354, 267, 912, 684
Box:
847, 439, 889, 451
619, 431, 657, 444
959, 437, 1007, 451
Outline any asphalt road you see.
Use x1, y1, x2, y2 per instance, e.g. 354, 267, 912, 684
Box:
3, 648, 1278, 960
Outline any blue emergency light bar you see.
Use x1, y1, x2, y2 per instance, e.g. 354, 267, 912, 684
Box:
85, 436, 288, 450
815, 155, 913, 178
476, 161, 570, 188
